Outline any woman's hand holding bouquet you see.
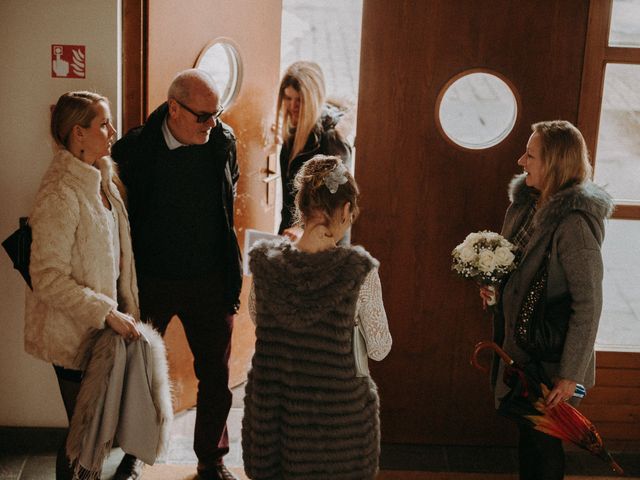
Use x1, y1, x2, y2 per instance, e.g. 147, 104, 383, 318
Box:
451, 231, 516, 309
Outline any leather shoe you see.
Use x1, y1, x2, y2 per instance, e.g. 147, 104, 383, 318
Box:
197, 463, 238, 480
113, 454, 144, 480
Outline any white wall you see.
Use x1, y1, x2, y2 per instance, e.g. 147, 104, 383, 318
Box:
0, 0, 120, 427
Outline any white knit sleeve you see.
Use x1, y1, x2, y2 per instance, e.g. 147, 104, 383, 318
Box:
356, 268, 392, 361
248, 281, 257, 325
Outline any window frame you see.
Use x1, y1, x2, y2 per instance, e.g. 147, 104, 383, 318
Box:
577, 0, 640, 220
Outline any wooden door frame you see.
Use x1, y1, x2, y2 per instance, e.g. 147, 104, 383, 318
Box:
577, 0, 640, 220
122, 0, 146, 133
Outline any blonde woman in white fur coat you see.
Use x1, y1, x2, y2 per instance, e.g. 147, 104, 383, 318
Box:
25, 91, 141, 480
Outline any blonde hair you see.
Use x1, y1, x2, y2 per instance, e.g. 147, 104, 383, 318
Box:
532, 120, 593, 204
50, 91, 126, 201
292, 155, 359, 230
275, 61, 326, 163
50, 91, 108, 149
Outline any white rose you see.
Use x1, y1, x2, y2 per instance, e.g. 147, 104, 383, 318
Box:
499, 238, 512, 247
459, 245, 477, 264
483, 231, 500, 242
477, 250, 496, 273
494, 246, 515, 267
464, 232, 482, 245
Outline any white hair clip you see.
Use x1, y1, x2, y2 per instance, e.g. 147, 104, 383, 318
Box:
323, 163, 349, 194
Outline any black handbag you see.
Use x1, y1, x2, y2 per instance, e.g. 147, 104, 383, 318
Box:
2, 217, 32, 289
514, 249, 572, 362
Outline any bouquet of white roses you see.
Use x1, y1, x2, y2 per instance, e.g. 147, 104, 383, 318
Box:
451, 230, 516, 292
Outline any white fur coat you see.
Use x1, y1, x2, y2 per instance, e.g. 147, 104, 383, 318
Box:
25, 149, 139, 370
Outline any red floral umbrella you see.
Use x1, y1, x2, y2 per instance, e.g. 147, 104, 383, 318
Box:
471, 340, 624, 476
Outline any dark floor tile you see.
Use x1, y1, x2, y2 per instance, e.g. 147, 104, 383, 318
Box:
19, 455, 55, 480
445, 445, 518, 473
380, 443, 448, 471
566, 451, 640, 477
0, 428, 64, 454
616, 452, 640, 476
0, 454, 26, 479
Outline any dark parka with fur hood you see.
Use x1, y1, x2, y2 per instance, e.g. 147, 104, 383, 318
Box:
494, 174, 614, 402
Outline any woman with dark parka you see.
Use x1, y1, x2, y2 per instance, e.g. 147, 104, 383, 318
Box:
275, 61, 352, 239
242, 155, 392, 479
481, 120, 614, 480
25, 91, 143, 480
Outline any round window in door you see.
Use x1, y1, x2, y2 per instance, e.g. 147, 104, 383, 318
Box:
436, 70, 519, 150
195, 40, 243, 109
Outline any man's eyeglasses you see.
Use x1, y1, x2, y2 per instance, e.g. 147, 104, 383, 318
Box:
174, 99, 224, 123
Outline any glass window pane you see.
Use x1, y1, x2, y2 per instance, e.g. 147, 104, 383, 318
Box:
609, 0, 640, 48
596, 219, 640, 352
196, 42, 242, 108
437, 72, 517, 150
594, 63, 640, 203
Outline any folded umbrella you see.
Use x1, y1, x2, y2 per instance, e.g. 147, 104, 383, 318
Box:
471, 340, 624, 476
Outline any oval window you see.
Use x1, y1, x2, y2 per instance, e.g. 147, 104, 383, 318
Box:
195, 41, 242, 108
437, 71, 518, 150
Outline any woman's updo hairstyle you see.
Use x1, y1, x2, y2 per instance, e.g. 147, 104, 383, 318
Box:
51, 91, 108, 149
292, 155, 360, 228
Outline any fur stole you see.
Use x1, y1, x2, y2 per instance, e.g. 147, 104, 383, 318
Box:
66, 323, 172, 478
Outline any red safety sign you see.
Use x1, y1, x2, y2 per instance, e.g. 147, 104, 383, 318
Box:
51, 45, 86, 79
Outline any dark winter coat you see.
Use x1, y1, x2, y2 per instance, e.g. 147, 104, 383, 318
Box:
278, 105, 352, 234
242, 239, 380, 480
494, 174, 614, 402
111, 103, 242, 312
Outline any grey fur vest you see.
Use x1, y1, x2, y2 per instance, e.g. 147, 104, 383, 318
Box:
494, 174, 614, 401
242, 239, 380, 480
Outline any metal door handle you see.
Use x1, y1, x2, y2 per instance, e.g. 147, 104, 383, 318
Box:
261, 168, 280, 183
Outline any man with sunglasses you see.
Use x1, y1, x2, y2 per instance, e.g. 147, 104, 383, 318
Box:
111, 69, 241, 480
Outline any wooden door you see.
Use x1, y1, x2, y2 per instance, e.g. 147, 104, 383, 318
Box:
354, 0, 590, 444
124, 0, 282, 412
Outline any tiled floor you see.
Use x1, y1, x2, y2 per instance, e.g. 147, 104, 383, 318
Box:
3, 381, 638, 479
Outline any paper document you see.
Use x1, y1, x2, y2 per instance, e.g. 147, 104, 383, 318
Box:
243, 228, 281, 276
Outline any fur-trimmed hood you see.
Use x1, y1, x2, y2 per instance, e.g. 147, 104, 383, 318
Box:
508, 173, 614, 234
249, 238, 377, 329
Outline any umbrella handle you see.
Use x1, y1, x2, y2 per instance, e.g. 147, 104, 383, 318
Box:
471, 341, 514, 374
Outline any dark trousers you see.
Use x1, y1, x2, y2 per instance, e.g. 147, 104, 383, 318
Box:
518, 424, 565, 480
53, 366, 83, 480
138, 273, 234, 468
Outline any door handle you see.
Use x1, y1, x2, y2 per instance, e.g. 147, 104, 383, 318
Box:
261, 168, 280, 183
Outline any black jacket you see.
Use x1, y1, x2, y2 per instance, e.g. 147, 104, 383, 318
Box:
278, 105, 352, 234
111, 103, 242, 312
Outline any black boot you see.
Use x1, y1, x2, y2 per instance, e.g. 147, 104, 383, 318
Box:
113, 454, 144, 480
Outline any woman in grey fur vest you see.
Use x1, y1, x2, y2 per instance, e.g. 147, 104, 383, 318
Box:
480, 121, 614, 480
242, 155, 392, 479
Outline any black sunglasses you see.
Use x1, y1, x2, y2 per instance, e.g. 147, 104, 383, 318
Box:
174, 99, 224, 123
